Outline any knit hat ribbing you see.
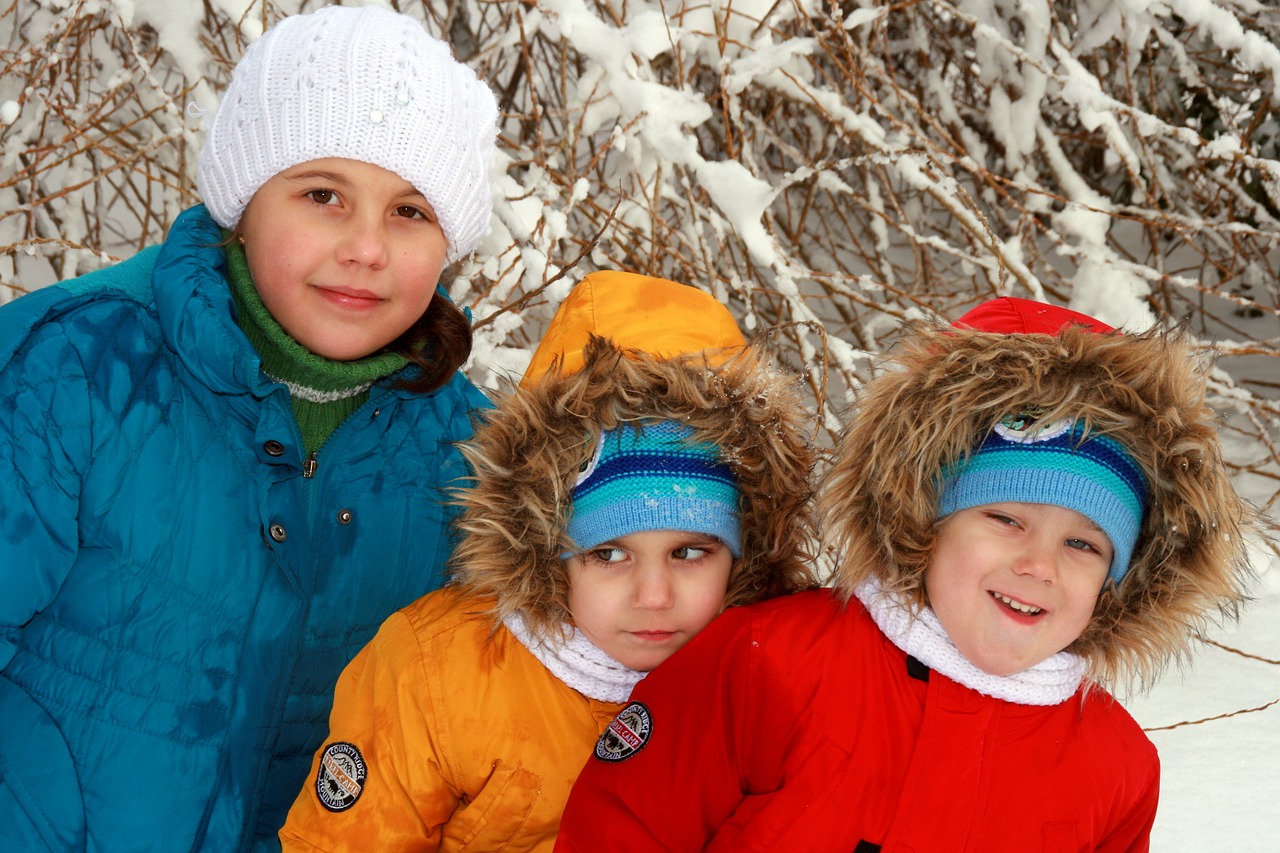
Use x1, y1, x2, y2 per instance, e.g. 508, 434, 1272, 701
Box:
568, 421, 741, 557
197, 5, 497, 264
937, 414, 1149, 584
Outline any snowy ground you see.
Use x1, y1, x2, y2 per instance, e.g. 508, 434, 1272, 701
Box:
1125, 549, 1280, 851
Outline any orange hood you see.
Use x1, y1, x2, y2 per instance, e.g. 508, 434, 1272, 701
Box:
521, 270, 746, 385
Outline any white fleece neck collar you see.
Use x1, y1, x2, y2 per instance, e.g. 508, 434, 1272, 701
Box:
503, 612, 645, 704
855, 577, 1086, 706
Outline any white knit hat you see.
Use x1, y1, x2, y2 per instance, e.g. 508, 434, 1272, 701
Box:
197, 4, 497, 264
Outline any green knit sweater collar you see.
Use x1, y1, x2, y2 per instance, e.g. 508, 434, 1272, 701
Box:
225, 240, 408, 453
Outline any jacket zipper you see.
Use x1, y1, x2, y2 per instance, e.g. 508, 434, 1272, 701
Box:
298, 385, 395, 482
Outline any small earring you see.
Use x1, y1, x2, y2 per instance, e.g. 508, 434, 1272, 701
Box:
237, 235, 245, 245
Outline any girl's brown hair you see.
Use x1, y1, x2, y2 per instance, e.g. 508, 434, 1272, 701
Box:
388, 266, 472, 393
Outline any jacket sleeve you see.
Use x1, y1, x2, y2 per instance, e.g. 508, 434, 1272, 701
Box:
555, 605, 761, 851
0, 291, 95, 850
279, 610, 458, 852
0, 291, 93, 661
1096, 747, 1159, 853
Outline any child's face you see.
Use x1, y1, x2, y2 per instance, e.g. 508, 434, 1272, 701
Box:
566, 530, 734, 672
238, 158, 448, 361
925, 502, 1112, 676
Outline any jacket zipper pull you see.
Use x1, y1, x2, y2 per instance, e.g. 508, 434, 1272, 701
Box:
303, 452, 318, 479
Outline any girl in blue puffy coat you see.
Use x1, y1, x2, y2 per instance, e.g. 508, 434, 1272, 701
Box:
0, 7, 496, 851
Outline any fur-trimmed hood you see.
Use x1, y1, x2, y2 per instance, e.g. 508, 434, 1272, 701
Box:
451, 273, 818, 639
819, 321, 1255, 690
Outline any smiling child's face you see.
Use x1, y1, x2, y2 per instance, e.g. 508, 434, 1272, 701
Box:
925, 502, 1112, 676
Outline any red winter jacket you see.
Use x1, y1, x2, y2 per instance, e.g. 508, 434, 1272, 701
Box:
557, 588, 1158, 852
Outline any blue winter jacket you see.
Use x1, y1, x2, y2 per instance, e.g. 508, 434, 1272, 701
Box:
0, 206, 490, 852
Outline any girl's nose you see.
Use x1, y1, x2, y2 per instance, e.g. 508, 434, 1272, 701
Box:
338, 216, 389, 269
632, 564, 676, 610
1012, 544, 1058, 585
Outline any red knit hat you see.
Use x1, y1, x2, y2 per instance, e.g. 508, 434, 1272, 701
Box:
952, 296, 1114, 334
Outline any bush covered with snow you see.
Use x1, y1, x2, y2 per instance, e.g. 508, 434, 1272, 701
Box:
1, 0, 1276, 521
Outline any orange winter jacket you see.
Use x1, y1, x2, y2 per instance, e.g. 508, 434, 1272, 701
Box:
281, 269, 813, 853
279, 587, 626, 852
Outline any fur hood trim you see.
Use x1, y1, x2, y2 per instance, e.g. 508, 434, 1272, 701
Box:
452, 336, 819, 638
819, 322, 1255, 690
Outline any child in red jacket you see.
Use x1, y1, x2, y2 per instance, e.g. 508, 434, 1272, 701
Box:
555, 297, 1255, 852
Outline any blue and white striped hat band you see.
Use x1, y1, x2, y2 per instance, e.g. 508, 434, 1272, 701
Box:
568, 420, 741, 557
937, 414, 1148, 584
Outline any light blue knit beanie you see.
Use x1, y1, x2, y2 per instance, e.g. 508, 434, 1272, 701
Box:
937, 413, 1149, 585
568, 420, 741, 556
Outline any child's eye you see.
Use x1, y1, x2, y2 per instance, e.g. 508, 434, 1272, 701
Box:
1066, 537, 1101, 554
985, 511, 1019, 527
305, 189, 339, 206
394, 204, 430, 220
588, 547, 627, 564
672, 546, 709, 561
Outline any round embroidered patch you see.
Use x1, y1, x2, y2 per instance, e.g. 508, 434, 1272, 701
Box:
315, 742, 367, 812
595, 701, 652, 762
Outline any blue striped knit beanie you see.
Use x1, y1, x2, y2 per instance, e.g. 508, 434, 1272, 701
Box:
937, 413, 1149, 584
568, 420, 741, 556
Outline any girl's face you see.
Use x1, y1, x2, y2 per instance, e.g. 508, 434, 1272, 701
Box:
566, 530, 734, 672
925, 502, 1111, 677
238, 158, 447, 361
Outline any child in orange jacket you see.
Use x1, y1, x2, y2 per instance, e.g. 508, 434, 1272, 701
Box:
279, 271, 817, 851
556, 297, 1255, 852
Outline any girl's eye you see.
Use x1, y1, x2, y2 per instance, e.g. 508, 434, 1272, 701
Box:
672, 546, 709, 561
1066, 538, 1101, 554
395, 205, 429, 220
306, 189, 338, 205
986, 512, 1019, 527
588, 547, 627, 564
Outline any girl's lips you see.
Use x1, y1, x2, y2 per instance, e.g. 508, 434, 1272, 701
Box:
989, 590, 1046, 624
630, 630, 677, 642
315, 285, 383, 309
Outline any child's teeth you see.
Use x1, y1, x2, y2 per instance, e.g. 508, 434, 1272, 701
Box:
993, 592, 1041, 614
